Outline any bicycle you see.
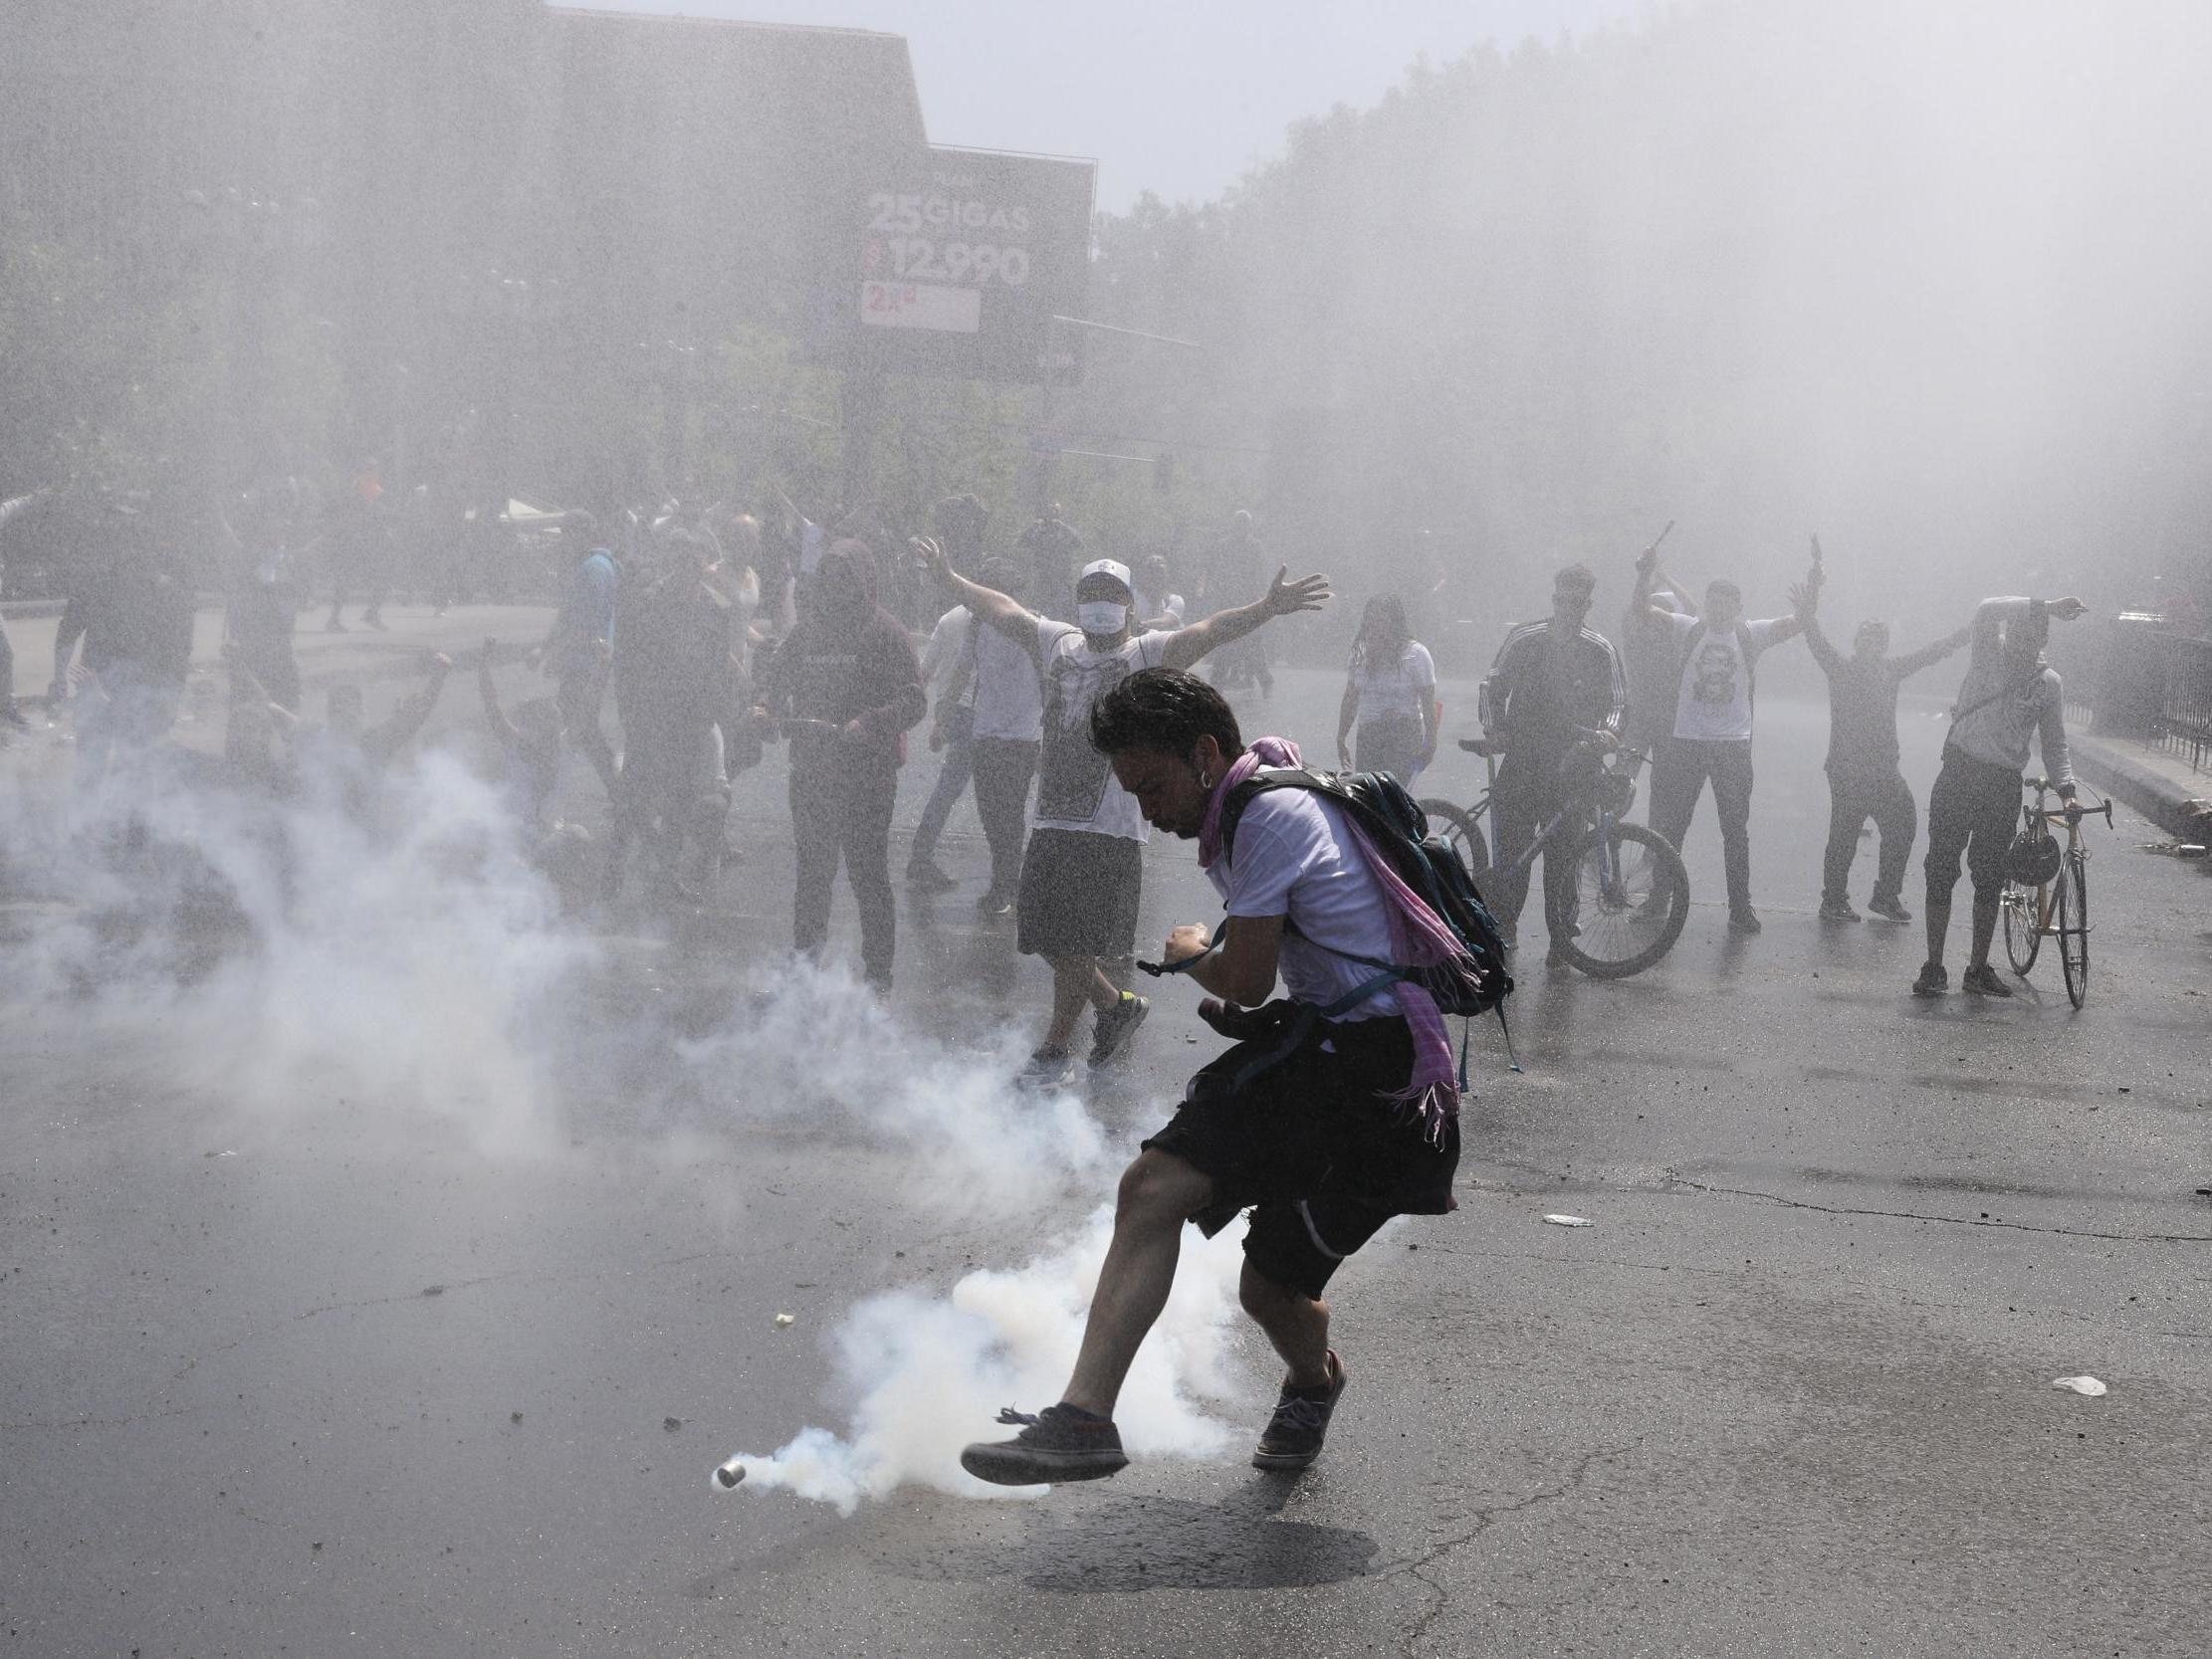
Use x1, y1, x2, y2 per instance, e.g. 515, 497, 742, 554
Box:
1999, 775, 2113, 1008
1419, 733, 1690, 978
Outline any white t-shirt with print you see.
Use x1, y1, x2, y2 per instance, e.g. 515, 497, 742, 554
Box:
1664, 613, 1787, 742
1031, 620, 1173, 839
1350, 641, 1437, 725
1208, 788, 1399, 1021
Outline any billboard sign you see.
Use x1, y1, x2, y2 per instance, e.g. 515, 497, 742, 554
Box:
831, 145, 1095, 384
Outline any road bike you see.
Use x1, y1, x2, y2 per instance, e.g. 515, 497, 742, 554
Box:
1999, 775, 2113, 1008
1420, 733, 1690, 978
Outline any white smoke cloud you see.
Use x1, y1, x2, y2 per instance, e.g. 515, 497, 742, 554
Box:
5, 730, 1262, 1517
722, 1206, 1246, 1515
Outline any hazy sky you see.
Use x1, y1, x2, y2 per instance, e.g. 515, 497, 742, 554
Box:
578, 0, 1649, 210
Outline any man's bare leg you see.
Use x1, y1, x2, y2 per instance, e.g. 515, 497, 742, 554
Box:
1060, 1149, 1215, 1416
1238, 1260, 1332, 1390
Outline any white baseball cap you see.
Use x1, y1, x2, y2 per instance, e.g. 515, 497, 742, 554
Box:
1077, 557, 1132, 593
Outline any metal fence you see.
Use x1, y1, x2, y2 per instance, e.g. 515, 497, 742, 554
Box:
2069, 620, 2212, 773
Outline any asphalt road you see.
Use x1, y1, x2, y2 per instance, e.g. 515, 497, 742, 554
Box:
3, 641, 2208, 1657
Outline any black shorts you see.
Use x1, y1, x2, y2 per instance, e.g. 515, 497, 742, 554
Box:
1016, 827, 1143, 959
1924, 749, 2020, 900
1143, 1006, 1460, 1300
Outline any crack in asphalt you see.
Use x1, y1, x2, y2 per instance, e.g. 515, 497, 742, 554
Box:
1664, 1176, 2212, 1244
1385, 1438, 1643, 1656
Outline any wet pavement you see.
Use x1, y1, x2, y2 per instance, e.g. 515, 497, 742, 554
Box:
3, 647, 2209, 1656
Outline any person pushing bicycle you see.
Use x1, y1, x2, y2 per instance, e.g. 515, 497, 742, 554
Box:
1912, 593, 2088, 999
1473, 563, 1626, 966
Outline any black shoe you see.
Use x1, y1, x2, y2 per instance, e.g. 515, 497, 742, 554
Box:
363, 610, 387, 631
1867, 895, 1913, 923
1727, 909, 1762, 935
1961, 962, 2014, 998
1910, 961, 1948, 997
1087, 991, 1150, 1068
1252, 1350, 1347, 1471
905, 859, 958, 893
961, 1404, 1128, 1486
1819, 899, 1863, 924
0, 705, 26, 730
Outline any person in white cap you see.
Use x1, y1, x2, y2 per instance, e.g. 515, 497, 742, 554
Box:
916, 538, 1330, 1088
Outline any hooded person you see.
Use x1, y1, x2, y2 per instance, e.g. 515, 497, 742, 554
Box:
753, 539, 926, 989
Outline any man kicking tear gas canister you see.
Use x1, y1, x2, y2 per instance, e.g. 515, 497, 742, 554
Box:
960, 669, 1467, 1485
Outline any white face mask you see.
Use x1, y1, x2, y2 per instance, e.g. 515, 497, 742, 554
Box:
1078, 600, 1128, 636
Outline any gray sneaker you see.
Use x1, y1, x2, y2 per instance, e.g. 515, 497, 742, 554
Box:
1911, 961, 1948, 998
1015, 1048, 1078, 1093
961, 1404, 1129, 1486
1252, 1350, 1348, 1471
1086, 992, 1150, 1068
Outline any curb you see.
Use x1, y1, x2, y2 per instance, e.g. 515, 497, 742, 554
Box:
2070, 734, 2209, 841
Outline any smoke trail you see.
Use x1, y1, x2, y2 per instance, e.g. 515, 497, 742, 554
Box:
678, 966, 1115, 1219
720, 1207, 1246, 1514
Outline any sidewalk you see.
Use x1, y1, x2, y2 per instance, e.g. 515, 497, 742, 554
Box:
6, 600, 556, 710
2070, 729, 2211, 841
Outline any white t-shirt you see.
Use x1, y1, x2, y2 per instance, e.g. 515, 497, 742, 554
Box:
1031, 620, 1173, 839
921, 607, 973, 701
972, 621, 1044, 742
1664, 613, 1787, 742
1350, 641, 1437, 725
1208, 789, 1399, 1021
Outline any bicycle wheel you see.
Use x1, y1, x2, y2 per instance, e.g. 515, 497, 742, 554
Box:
1558, 821, 1689, 978
1419, 798, 1489, 884
2001, 880, 2043, 975
2059, 853, 2090, 1008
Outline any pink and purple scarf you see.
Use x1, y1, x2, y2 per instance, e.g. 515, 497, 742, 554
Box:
1197, 735, 1466, 1140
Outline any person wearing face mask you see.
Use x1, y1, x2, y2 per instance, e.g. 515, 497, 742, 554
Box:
917, 539, 1329, 1089
1911, 593, 2088, 998
1630, 547, 1814, 934
753, 540, 927, 990
1471, 564, 1625, 964
1796, 581, 1972, 925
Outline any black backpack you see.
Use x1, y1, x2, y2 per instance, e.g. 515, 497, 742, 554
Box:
1219, 766, 1514, 1020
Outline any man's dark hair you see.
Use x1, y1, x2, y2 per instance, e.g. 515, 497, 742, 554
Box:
1555, 562, 1596, 593
1707, 578, 1742, 603
1089, 668, 1242, 759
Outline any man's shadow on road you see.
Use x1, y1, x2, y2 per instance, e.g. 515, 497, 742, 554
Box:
875, 1472, 1381, 1593
1011, 1472, 1380, 1592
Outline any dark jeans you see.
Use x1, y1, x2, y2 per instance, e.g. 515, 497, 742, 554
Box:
1488, 752, 1581, 941
969, 735, 1038, 901
1649, 736, 1755, 915
0, 614, 15, 717
908, 705, 976, 864
791, 763, 899, 985
1823, 769, 1916, 906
